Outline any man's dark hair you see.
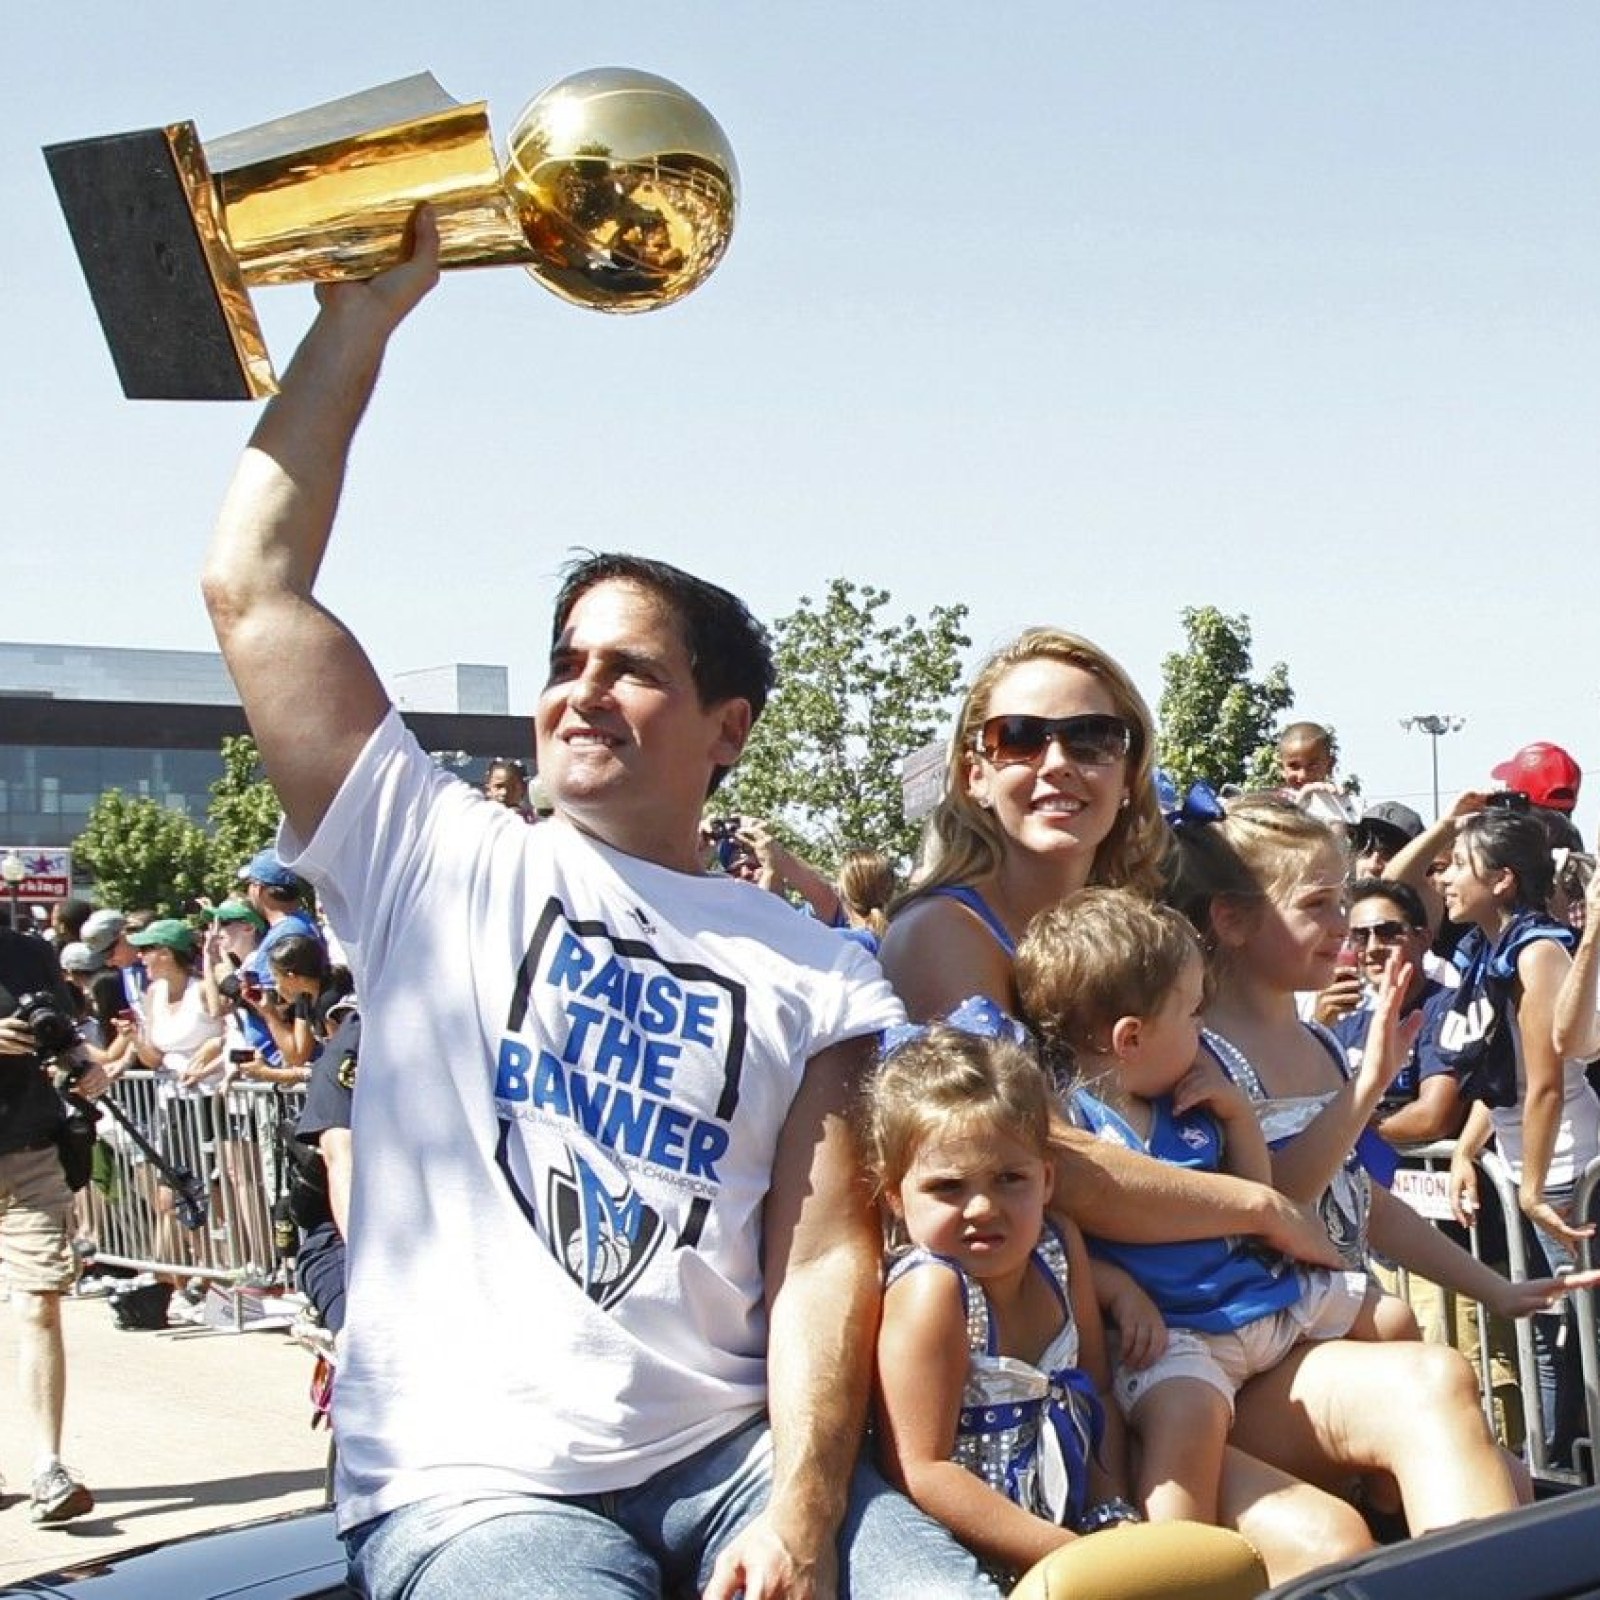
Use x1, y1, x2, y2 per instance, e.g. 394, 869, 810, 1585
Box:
552, 554, 776, 722
1348, 876, 1427, 930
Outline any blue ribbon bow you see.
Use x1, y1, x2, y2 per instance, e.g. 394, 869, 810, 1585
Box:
880, 994, 1029, 1058
1046, 1364, 1106, 1529
1156, 769, 1226, 832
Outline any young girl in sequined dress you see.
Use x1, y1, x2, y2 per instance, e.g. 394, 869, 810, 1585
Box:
862, 1009, 1139, 1585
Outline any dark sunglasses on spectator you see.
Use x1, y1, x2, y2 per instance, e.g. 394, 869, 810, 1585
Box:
974, 713, 1131, 768
1346, 920, 1414, 946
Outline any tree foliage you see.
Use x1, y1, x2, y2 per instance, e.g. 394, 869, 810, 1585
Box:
205, 735, 284, 888
1156, 606, 1295, 791
76, 734, 284, 912
718, 579, 970, 871
74, 791, 214, 916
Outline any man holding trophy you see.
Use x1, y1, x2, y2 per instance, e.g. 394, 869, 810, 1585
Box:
200, 198, 1001, 1598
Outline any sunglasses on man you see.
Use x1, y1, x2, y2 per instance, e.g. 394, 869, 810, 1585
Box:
973, 713, 1132, 769
1345, 920, 1417, 947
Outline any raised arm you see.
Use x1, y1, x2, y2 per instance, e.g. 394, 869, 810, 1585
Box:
201, 209, 442, 843
1263, 958, 1420, 1204
744, 823, 845, 926
1513, 939, 1594, 1251
704, 1035, 882, 1600
1553, 869, 1600, 1060
1382, 793, 1486, 931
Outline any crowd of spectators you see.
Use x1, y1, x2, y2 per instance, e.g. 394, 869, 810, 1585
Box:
0, 844, 358, 1524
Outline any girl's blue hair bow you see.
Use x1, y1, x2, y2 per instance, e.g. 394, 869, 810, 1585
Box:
880, 994, 1029, 1058
1155, 769, 1226, 833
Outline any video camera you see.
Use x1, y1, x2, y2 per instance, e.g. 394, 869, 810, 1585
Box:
13, 991, 80, 1060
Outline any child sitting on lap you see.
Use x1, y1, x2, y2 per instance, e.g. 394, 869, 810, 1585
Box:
1014, 888, 1416, 1528
861, 1004, 1140, 1586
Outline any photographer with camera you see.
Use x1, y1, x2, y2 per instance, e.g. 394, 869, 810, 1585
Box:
0, 923, 104, 1525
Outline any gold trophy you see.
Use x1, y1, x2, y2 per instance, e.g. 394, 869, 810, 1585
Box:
43, 68, 738, 401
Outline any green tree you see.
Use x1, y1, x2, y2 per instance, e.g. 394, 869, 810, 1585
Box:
75, 791, 213, 915
1156, 606, 1295, 791
205, 734, 284, 892
718, 579, 970, 871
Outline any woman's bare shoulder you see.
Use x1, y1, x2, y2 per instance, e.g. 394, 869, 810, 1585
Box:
880, 893, 1015, 1021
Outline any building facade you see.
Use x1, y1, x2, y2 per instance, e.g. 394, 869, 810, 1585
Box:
0, 642, 532, 860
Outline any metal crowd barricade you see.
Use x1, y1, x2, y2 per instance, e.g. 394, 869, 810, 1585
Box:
81, 1068, 306, 1285
1389, 1140, 1600, 1490
1568, 1155, 1600, 1485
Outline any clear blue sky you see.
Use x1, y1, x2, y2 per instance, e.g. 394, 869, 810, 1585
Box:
10, 4, 1599, 833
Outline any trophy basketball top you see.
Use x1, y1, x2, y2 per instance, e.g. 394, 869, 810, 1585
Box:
505, 67, 739, 313
44, 66, 739, 399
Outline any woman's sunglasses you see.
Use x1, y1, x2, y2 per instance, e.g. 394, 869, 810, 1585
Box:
973, 713, 1132, 768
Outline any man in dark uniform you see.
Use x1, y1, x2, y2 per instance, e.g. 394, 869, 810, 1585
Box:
293, 1004, 358, 1341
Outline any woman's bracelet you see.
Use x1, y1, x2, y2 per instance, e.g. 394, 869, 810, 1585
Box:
1079, 1498, 1143, 1534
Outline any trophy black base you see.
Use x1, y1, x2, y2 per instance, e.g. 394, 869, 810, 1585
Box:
44, 129, 263, 401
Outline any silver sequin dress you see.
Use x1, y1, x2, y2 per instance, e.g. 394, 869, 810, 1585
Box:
885, 1219, 1103, 1529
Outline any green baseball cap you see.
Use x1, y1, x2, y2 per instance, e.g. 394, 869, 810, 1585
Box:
127, 918, 198, 956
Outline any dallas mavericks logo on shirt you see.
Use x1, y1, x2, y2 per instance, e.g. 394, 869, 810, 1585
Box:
489, 897, 748, 1307
548, 1149, 665, 1308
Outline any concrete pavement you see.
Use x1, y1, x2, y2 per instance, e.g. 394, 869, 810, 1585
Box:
0, 1287, 328, 1584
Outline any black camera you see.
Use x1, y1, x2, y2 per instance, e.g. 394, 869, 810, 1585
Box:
1485, 790, 1531, 813
14, 992, 79, 1058
706, 816, 748, 871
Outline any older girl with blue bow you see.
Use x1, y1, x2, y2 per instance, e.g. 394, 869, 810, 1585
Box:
1167, 793, 1596, 1532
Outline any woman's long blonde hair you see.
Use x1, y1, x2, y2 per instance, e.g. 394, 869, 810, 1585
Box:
900, 627, 1167, 908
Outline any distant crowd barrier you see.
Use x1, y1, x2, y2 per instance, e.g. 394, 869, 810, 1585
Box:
80, 1069, 306, 1286
1389, 1140, 1600, 1491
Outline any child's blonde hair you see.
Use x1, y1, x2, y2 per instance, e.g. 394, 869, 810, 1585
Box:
1016, 887, 1203, 1071
861, 1024, 1051, 1204
1163, 792, 1343, 961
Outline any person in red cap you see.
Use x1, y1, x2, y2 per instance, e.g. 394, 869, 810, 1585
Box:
1492, 742, 1582, 813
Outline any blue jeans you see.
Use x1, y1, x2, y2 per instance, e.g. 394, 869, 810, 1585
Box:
1525, 1181, 1586, 1465
344, 1414, 1000, 1600
1523, 1184, 1587, 1465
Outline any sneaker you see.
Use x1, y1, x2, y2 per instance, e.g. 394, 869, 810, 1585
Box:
31, 1463, 94, 1525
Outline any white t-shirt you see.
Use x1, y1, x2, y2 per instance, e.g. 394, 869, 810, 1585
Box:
282, 711, 902, 1531
144, 977, 224, 1098
1490, 1010, 1600, 1189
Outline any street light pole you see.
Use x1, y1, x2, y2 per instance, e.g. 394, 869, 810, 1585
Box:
1399, 715, 1466, 820
0, 850, 24, 932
